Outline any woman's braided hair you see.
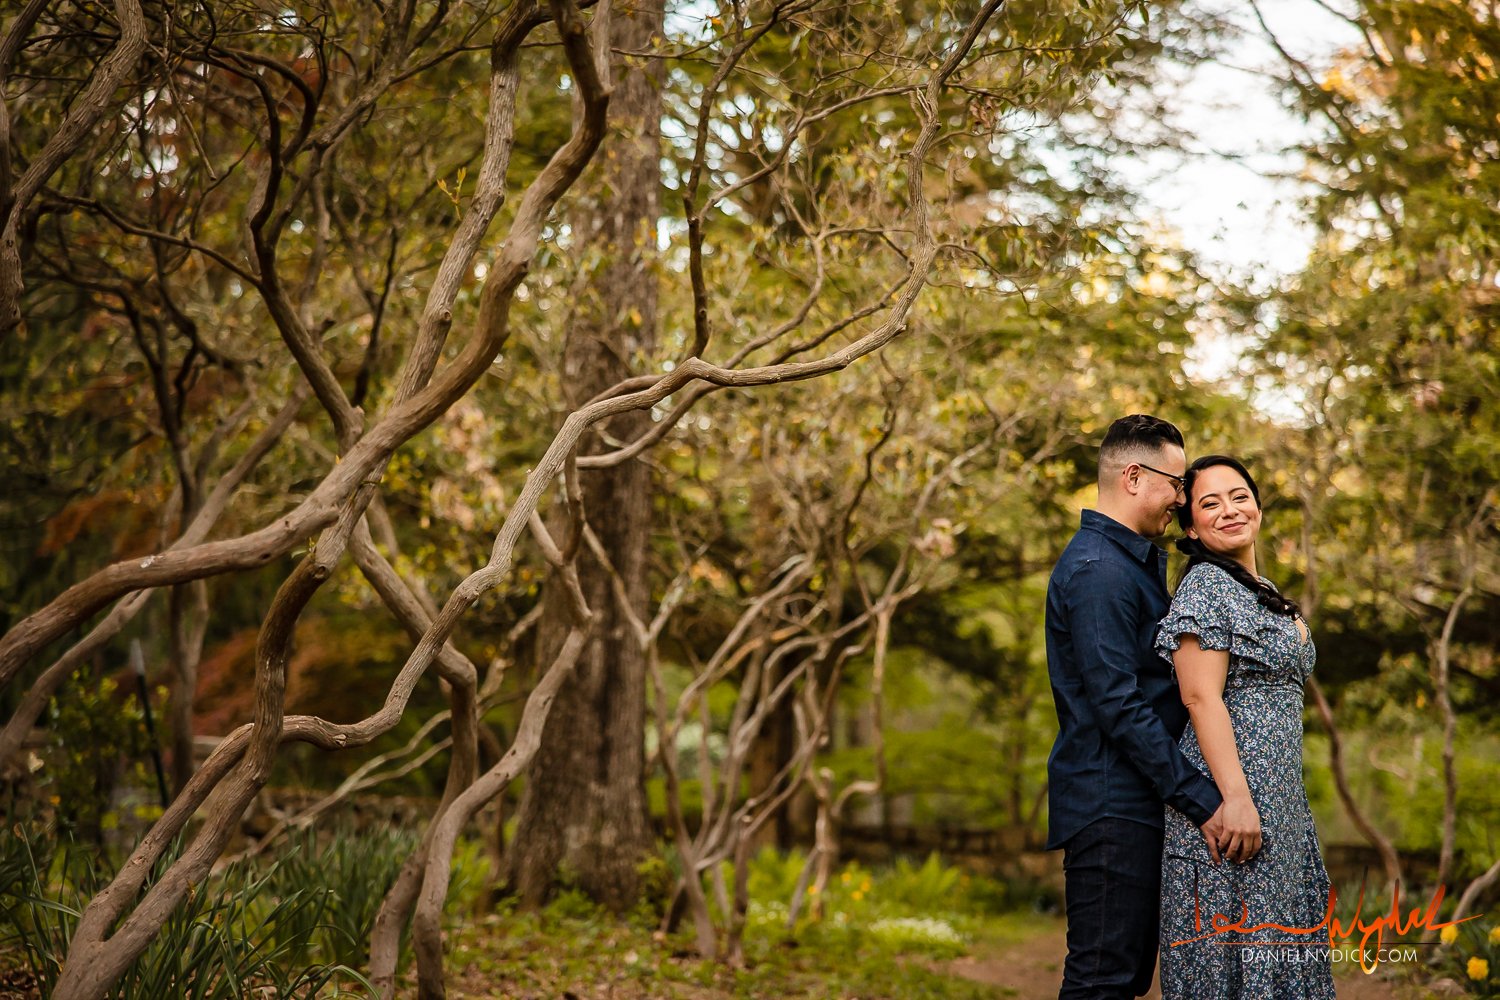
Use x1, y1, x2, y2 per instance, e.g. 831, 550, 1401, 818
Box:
1174, 455, 1301, 618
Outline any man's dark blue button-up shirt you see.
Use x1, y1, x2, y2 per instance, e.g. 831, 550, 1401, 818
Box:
1044, 509, 1222, 850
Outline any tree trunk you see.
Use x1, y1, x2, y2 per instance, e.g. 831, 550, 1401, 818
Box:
745, 471, 797, 851
167, 579, 209, 794
506, 0, 664, 913
745, 653, 797, 853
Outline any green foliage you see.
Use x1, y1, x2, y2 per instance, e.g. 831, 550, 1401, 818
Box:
1256, 0, 1500, 616
631, 853, 676, 925
864, 916, 971, 960
875, 853, 966, 914
1436, 919, 1500, 999
446, 846, 1035, 998
0, 825, 488, 997
1373, 732, 1500, 874
446, 834, 493, 918
33, 667, 154, 843
0, 828, 377, 998
265, 824, 420, 970
544, 885, 606, 924
743, 847, 1014, 934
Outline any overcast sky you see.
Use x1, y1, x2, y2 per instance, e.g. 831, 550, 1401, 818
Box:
1115, 0, 1362, 384
1130, 0, 1361, 285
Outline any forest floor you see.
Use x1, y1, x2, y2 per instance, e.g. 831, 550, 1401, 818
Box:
430, 909, 1455, 999
0, 900, 1460, 999
943, 914, 1448, 1000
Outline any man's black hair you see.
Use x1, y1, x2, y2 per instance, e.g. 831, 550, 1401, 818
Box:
1098, 414, 1184, 483
1101, 414, 1184, 456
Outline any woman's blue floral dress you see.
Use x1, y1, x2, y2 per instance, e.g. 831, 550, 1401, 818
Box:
1155, 562, 1336, 1000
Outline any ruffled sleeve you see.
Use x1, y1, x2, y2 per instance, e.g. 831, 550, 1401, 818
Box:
1156, 563, 1234, 663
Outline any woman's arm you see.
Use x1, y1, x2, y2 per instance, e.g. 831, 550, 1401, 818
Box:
1173, 635, 1262, 863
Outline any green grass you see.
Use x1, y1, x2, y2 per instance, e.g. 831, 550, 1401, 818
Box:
433, 848, 1048, 999
4, 831, 1057, 999
0, 824, 423, 998
441, 901, 1017, 999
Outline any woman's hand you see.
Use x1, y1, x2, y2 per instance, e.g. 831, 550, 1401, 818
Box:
1217, 793, 1262, 863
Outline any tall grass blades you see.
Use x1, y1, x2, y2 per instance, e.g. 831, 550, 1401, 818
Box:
0, 834, 91, 992
0, 826, 387, 998
268, 823, 420, 969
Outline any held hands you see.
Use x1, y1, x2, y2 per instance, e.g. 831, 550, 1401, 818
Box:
1199, 796, 1262, 865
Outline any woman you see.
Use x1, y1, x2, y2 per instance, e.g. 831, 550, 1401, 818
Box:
1155, 456, 1335, 999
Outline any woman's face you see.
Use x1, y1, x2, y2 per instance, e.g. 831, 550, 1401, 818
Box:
1185, 464, 1262, 555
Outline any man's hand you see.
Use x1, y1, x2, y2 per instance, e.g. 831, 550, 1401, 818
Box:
1199, 802, 1227, 864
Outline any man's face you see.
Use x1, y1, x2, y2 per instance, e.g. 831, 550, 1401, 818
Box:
1136, 444, 1187, 539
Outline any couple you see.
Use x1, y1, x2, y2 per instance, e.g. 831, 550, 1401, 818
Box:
1045, 414, 1336, 1000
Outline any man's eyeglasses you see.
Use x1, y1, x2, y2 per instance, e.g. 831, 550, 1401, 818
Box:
1138, 462, 1186, 495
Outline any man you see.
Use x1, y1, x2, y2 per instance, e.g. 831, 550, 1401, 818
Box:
1045, 414, 1229, 999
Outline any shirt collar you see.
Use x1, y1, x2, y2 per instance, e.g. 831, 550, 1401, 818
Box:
1080, 509, 1162, 566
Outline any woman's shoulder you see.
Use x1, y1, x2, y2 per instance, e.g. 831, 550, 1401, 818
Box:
1176, 560, 1238, 595
1172, 562, 1265, 618
1158, 563, 1234, 652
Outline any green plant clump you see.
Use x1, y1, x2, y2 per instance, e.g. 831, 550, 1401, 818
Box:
0, 824, 423, 998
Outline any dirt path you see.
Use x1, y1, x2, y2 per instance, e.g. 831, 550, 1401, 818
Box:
943, 916, 1436, 1000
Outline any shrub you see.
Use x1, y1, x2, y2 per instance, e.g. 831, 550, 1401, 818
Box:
0, 825, 392, 998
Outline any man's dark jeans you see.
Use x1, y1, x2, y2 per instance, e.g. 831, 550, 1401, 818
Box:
1059, 816, 1164, 1000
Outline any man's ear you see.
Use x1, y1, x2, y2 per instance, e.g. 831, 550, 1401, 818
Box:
1120, 464, 1141, 496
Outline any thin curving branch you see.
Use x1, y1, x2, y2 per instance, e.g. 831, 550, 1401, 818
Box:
2, 0, 149, 333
